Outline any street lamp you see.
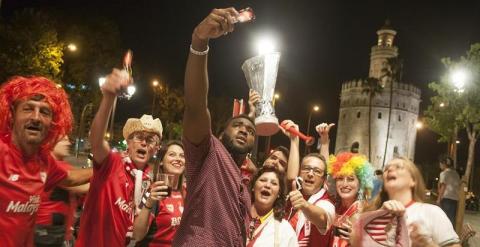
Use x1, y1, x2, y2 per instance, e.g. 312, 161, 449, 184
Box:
67, 43, 77, 52
151, 79, 160, 114
305, 105, 320, 154
451, 68, 469, 91
415, 121, 423, 130
75, 103, 93, 157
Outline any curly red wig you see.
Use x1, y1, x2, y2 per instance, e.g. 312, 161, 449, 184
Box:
0, 76, 73, 151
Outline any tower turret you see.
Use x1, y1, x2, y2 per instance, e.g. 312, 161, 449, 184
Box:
369, 20, 398, 80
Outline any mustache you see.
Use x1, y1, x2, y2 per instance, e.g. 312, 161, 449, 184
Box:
25, 121, 43, 130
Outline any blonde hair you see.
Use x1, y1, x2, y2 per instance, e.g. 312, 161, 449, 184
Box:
370, 157, 426, 210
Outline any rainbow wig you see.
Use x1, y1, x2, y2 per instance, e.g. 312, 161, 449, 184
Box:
0, 76, 73, 151
328, 152, 374, 199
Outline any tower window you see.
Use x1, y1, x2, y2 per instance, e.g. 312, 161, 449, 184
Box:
393, 146, 399, 156
378, 112, 382, 119
342, 114, 346, 119
357, 112, 361, 118
398, 115, 402, 121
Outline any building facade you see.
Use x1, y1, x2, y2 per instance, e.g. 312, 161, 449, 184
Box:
335, 22, 421, 169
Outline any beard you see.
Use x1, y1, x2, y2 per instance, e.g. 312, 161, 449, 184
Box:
221, 133, 253, 155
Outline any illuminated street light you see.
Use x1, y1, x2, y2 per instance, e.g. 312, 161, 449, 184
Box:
274, 93, 280, 100
67, 43, 77, 52
305, 104, 321, 154
456, 140, 460, 144
313, 105, 320, 112
152, 80, 159, 87
439, 102, 445, 108
450, 68, 469, 90
416, 121, 423, 129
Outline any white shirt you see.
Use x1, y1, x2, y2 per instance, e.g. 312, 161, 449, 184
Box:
253, 218, 299, 247
405, 202, 460, 246
439, 168, 460, 201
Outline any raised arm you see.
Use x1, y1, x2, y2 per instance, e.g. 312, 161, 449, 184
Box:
315, 123, 335, 160
280, 120, 300, 183
183, 8, 239, 144
89, 69, 131, 165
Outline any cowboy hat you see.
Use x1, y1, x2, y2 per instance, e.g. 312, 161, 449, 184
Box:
123, 114, 163, 140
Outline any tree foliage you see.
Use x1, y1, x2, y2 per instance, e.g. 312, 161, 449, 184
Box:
424, 43, 480, 186
0, 9, 64, 82
152, 84, 185, 140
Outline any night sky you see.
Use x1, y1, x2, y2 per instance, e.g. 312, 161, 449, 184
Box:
2, 0, 480, 170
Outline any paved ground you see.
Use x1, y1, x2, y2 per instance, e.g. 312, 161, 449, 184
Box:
464, 210, 480, 247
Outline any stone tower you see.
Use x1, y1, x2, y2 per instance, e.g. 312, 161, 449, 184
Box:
334, 21, 421, 169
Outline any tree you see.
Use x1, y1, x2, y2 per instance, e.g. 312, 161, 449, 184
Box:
381, 57, 403, 167
209, 96, 232, 136
362, 77, 383, 160
0, 9, 64, 82
425, 43, 480, 189
152, 83, 185, 140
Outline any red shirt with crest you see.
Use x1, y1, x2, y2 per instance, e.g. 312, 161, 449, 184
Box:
0, 135, 68, 247
75, 152, 139, 247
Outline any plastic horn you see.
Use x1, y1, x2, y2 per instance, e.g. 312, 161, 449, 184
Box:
280, 120, 314, 143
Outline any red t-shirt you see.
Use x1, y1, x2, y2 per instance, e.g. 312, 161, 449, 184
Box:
35, 161, 77, 240
75, 152, 136, 247
0, 135, 68, 247
148, 191, 184, 247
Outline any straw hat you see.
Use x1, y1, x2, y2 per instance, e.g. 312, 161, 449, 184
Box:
123, 114, 163, 140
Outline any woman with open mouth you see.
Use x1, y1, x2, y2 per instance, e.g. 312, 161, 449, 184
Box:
247, 167, 298, 247
368, 157, 460, 247
133, 140, 186, 247
326, 152, 374, 247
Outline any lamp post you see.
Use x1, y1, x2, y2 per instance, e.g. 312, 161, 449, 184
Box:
75, 103, 93, 157
151, 80, 159, 115
305, 105, 320, 154
67, 43, 77, 52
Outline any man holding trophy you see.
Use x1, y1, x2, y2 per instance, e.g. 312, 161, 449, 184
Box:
173, 6, 282, 246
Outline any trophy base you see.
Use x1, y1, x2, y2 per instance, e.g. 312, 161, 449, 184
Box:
255, 115, 279, 136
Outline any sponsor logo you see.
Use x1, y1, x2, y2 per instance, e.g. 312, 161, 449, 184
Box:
166, 204, 174, 213
8, 174, 19, 181
114, 197, 133, 215
171, 216, 181, 226
5, 195, 41, 215
179, 206, 184, 213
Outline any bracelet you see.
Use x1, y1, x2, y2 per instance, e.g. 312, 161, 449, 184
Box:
190, 44, 209, 56
143, 203, 153, 210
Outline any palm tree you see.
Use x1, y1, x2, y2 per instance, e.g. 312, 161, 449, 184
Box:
381, 57, 403, 168
362, 77, 383, 161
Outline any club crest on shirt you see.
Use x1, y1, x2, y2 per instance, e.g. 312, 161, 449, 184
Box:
39, 172, 47, 183
166, 204, 174, 213
8, 174, 19, 181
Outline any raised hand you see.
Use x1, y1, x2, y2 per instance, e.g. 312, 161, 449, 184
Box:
381, 200, 406, 216
289, 179, 308, 210
315, 123, 335, 145
248, 89, 261, 118
148, 181, 169, 201
100, 68, 131, 96
279, 120, 300, 140
193, 7, 239, 41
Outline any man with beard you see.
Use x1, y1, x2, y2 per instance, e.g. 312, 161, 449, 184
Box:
0, 76, 92, 247
172, 7, 256, 247
75, 69, 164, 247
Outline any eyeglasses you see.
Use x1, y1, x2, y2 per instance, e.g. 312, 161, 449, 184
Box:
131, 132, 159, 146
300, 166, 324, 177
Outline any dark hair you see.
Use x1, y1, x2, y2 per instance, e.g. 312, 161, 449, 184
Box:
155, 140, 184, 190
269, 146, 289, 160
302, 152, 328, 178
249, 167, 287, 221
439, 155, 454, 168
223, 114, 256, 131
374, 169, 383, 176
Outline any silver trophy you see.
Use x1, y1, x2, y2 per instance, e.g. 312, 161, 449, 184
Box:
242, 52, 281, 136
